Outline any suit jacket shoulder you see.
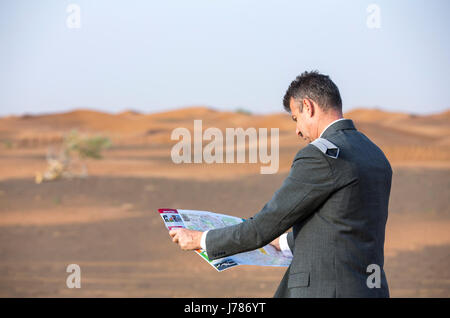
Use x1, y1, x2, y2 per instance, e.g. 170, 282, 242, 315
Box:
289, 142, 335, 184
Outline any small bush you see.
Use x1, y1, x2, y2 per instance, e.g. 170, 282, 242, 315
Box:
235, 108, 252, 116
63, 130, 112, 159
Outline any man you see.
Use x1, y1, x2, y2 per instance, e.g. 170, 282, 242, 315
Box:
170, 71, 392, 297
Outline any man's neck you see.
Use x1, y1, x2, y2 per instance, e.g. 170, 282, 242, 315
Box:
316, 113, 344, 139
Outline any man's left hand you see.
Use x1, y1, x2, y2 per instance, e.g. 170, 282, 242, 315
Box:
169, 228, 203, 250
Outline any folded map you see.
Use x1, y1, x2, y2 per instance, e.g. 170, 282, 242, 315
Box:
159, 208, 292, 271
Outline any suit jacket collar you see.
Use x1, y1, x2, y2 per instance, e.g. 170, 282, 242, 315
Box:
320, 118, 356, 139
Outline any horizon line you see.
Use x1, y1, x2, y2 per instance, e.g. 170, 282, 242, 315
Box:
0, 104, 449, 119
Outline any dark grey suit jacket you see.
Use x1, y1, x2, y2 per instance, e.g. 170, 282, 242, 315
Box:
205, 119, 392, 297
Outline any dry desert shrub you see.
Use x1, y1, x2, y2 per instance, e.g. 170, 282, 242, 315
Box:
35, 130, 111, 183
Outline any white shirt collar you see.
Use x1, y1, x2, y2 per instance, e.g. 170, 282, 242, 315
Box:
319, 118, 348, 138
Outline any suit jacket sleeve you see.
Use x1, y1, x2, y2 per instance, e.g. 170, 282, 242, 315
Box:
205, 145, 336, 260
287, 231, 295, 252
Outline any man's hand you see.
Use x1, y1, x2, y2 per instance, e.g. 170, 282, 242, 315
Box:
270, 237, 281, 251
169, 228, 203, 251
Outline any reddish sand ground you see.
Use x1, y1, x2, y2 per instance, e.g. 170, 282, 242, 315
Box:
0, 107, 449, 297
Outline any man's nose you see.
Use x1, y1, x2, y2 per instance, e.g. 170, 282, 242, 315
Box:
296, 127, 302, 137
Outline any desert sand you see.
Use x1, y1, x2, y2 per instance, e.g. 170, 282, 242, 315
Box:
0, 107, 449, 297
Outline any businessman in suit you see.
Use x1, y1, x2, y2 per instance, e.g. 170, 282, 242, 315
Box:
170, 71, 392, 297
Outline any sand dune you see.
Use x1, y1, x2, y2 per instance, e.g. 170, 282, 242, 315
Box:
1, 106, 448, 166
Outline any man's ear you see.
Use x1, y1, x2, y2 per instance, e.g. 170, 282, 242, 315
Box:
303, 98, 315, 117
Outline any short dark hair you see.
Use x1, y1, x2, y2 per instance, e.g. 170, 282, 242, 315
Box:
283, 71, 342, 113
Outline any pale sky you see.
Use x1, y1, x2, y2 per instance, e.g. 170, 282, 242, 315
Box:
1, 0, 449, 116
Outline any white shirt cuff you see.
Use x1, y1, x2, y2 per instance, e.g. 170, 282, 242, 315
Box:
279, 233, 293, 257
200, 230, 209, 250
